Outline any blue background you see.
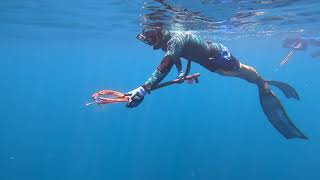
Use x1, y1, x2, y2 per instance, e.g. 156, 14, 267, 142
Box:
1, 1, 320, 180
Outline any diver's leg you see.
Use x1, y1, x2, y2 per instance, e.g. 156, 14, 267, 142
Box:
216, 62, 307, 139
234, 63, 264, 84
216, 63, 268, 90
218, 63, 299, 99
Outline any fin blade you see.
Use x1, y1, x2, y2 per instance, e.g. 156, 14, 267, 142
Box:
259, 90, 307, 140
268, 81, 300, 100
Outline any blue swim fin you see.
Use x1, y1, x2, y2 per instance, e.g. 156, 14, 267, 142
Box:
259, 89, 308, 140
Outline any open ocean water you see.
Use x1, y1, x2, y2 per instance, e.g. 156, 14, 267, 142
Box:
0, 0, 320, 180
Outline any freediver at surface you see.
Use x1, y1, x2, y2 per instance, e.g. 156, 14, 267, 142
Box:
283, 36, 320, 57
126, 28, 308, 139
280, 36, 320, 65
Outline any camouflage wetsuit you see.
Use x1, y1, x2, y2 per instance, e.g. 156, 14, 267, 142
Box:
142, 31, 240, 90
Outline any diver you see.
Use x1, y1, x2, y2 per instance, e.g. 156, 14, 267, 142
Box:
283, 36, 320, 58
127, 28, 308, 139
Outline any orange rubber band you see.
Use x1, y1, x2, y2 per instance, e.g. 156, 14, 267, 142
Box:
92, 90, 130, 104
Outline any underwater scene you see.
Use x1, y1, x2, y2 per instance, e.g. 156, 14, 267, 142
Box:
1, 0, 320, 180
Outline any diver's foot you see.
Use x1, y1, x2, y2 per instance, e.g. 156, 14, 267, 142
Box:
258, 79, 271, 93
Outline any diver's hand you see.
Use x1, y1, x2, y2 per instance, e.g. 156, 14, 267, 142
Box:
177, 71, 185, 83
126, 86, 147, 108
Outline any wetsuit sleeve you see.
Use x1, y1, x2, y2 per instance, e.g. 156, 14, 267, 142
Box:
142, 55, 175, 91
142, 37, 184, 91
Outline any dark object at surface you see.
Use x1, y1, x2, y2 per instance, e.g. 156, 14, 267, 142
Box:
283, 37, 308, 50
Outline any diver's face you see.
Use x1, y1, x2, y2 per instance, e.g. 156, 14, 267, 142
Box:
137, 33, 156, 46
136, 30, 161, 50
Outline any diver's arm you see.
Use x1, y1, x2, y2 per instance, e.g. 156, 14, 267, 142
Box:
174, 58, 185, 79
142, 55, 175, 91
143, 36, 184, 90
174, 58, 182, 73
126, 55, 175, 108
126, 55, 176, 108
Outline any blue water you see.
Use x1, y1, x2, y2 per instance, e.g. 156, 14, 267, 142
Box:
1, 1, 320, 180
